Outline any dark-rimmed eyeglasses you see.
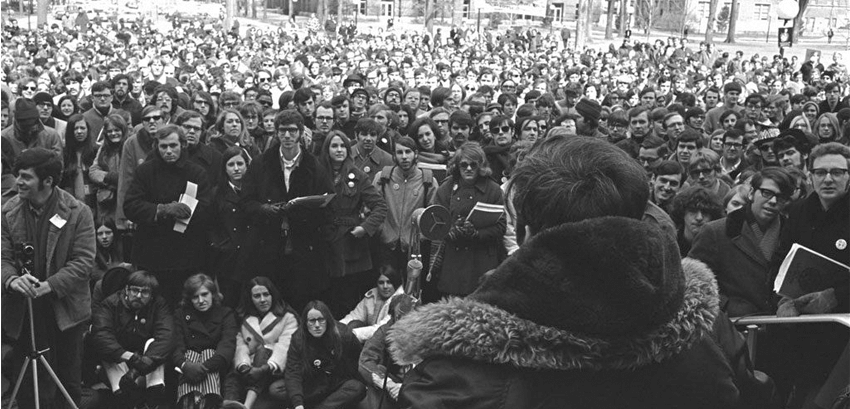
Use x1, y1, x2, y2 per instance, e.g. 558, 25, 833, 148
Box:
459, 161, 478, 170
811, 168, 849, 179
143, 115, 162, 122
756, 188, 791, 204
689, 168, 714, 178
490, 125, 511, 134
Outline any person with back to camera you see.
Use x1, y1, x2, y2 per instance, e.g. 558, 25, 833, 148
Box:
388, 136, 743, 409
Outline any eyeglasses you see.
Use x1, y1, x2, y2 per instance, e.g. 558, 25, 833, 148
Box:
194, 99, 210, 106
93, 93, 112, 99
458, 161, 478, 170
757, 188, 792, 204
307, 318, 326, 325
222, 101, 239, 107
181, 124, 202, 132
689, 168, 714, 177
258, 77, 271, 83
278, 127, 300, 135
316, 116, 334, 122
22, 86, 37, 91
143, 115, 162, 122
490, 125, 511, 134
127, 286, 152, 297
811, 168, 849, 179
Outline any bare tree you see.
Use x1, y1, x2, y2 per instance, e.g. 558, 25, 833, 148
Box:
575, 0, 589, 48
704, 0, 718, 43
37, 0, 49, 26
225, 0, 236, 31
618, 0, 627, 37
604, 0, 615, 39
724, 0, 739, 43
792, 0, 810, 42
425, 0, 434, 34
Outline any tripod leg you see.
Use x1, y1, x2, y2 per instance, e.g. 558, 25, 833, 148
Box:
36, 354, 78, 409
32, 356, 39, 409
6, 357, 32, 409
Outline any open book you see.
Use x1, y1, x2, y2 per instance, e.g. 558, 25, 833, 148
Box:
465, 202, 505, 229
773, 243, 850, 299
280, 193, 336, 209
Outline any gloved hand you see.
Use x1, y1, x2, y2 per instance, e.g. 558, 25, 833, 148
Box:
776, 296, 800, 317
156, 202, 192, 219
119, 368, 141, 392
457, 220, 478, 239
182, 361, 207, 384
128, 354, 156, 374
236, 364, 251, 377
247, 364, 270, 383
794, 288, 838, 314
259, 203, 283, 216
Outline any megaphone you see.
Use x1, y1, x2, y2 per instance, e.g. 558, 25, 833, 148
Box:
405, 205, 450, 298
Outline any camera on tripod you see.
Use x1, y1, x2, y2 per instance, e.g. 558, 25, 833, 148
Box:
14, 242, 35, 275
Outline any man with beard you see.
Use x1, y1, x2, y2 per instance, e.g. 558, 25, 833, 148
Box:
719, 129, 749, 181
772, 134, 808, 176
689, 167, 795, 316
150, 85, 185, 125
372, 136, 437, 273
651, 160, 684, 214
83, 81, 131, 139
574, 99, 603, 138
90, 270, 174, 407
124, 125, 211, 305
447, 111, 473, 151
2, 148, 95, 408
1, 99, 62, 162
111, 74, 143, 126
33, 92, 66, 138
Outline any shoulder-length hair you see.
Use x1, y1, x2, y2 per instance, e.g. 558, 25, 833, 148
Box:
298, 300, 342, 368
448, 142, 492, 181
237, 276, 289, 319
63, 114, 97, 170
100, 114, 128, 155
215, 108, 252, 147
180, 273, 223, 310
319, 131, 357, 189
219, 146, 251, 190
193, 90, 218, 124
408, 116, 446, 152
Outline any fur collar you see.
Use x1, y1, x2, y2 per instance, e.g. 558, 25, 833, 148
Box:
389, 257, 718, 371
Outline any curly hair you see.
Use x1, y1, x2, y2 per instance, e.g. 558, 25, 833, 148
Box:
669, 186, 724, 228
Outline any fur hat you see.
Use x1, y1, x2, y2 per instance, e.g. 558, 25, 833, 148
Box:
469, 217, 685, 337
15, 99, 39, 121
33, 92, 53, 106
575, 99, 602, 123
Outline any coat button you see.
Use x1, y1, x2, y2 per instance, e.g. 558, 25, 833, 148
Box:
233, 227, 237, 231
232, 208, 236, 212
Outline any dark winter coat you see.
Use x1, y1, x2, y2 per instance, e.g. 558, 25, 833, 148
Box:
389, 217, 741, 409
207, 184, 251, 281
328, 166, 387, 277
240, 145, 334, 290
123, 150, 212, 271
284, 323, 364, 407
171, 304, 238, 374
90, 292, 174, 366
432, 176, 506, 296
688, 207, 783, 316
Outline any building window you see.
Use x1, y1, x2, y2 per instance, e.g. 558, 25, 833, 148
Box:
698, 1, 710, 19
754, 3, 770, 20
380, 0, 392, 16
357, 0, 366, 15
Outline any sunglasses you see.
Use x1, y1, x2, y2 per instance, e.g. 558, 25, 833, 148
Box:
143, 115, 162, 122
459, 161, 478, 170
22, 86, 37, 91
258, 77, 271, 82
490, 125, 512, 134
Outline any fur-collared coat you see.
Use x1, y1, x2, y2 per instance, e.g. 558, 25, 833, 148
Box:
389, 217, 741, 409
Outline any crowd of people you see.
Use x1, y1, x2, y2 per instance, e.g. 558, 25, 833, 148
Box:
1, 10, 849, 409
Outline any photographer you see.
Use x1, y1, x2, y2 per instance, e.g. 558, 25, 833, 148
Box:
2, 147, 96, 408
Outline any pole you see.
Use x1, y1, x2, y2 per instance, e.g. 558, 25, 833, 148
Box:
766, 17, 771, 43
28, 0, 32, 31
477, 8, 480, 33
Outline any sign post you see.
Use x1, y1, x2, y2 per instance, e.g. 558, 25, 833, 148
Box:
778, 27, 793, 48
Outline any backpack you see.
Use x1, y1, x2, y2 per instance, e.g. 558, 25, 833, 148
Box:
377, 166, 433, 208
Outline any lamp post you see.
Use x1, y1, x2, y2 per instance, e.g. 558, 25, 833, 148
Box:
775, 0, 799, 53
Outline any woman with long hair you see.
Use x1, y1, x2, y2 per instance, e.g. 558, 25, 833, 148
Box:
283, 300, 366, 409
208, 147, 253, 308
61, 113, 97, 208
173, 274, 238, 407
319, 131, 388, 317
484, 115, 515, 184
225, 277, 299, 408
92, 217, 124, 285
409, 116, 450, 166
90, 114, 128, 220
192, 90, 218, 127
55, 94, 79, 122
430, 142, 506, 297
208, 108, 260, 160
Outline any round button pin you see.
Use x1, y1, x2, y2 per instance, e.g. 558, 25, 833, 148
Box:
837, 239, 847, 250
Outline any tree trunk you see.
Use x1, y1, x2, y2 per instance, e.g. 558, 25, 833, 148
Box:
37, 0, 49, 26
225, 0, 236, 31
451, 0, 462, 26
251, 0, 257, 18
792, 0, 810, 43
724, 0, 738, 43
704, 0, 718, 43
618, 0, 627, 37
575, 0, 589, 48
337, 0, 342, 23
425, 0, 433, 34
317, 0, 325, 25
604, 0, 615, 39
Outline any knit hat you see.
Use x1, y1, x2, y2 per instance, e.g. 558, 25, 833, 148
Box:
470, 217, 685, 337
33, 92, 53, 106
343, 73, 364, 87
723, 82, 742, 94
15, 99, 39, 121
575, 99, 601, 123
684, 107, 705, 122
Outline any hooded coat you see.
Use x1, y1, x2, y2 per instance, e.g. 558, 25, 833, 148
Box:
389, 217, 741, 409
